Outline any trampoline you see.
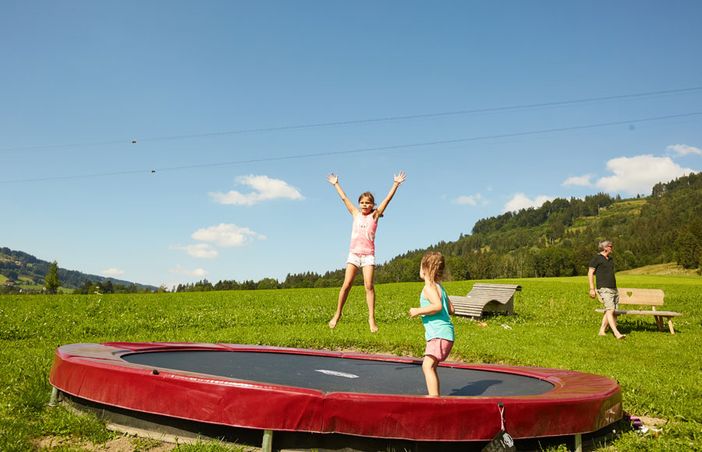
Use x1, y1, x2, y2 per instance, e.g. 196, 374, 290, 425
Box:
49, 342, 622, 447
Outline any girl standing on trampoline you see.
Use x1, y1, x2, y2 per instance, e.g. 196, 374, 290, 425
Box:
327, 171, 406, 332
409, 251, 455, 396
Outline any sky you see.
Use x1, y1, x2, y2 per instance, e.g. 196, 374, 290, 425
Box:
1, 1, 701, 288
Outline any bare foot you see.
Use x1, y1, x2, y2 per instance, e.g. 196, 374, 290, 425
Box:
328, 317, 339, 329
598, 333, 607, 337
369, 321, 379, 333
615, 334, 627, 340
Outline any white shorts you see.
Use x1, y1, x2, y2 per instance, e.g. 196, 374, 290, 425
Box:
347, 253, 375, 268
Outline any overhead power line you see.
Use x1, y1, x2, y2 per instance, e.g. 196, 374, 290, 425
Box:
2, 111, 700, 185
2, 85, 702, 153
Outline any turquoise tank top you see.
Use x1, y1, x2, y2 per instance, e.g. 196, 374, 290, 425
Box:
420, 284, 455, 341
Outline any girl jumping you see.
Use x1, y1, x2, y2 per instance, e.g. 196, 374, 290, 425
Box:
327, 171, 406, 332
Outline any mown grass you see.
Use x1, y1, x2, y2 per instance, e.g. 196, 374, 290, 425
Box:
1, 275, 701, 451
619, 263, 701, 277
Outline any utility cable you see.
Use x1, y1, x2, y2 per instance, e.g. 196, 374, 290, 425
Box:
2, 85, 701, 153
2, 111, 700, 184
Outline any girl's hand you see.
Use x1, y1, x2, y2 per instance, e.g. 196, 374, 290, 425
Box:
327, 173, 339, 185
393, 171, 406, 185
409, 307, 420, 318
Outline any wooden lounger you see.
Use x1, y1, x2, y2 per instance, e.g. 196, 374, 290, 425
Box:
449, 283, 522, 318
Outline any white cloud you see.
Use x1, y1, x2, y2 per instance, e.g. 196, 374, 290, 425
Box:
454, 193, 487, 206
503, 193, 554, 212
170, 265, 208, 278
192, 223, 266, 247
666, 144, 702, 156
209, 175, 304, 206
192, 268, 207, 277
101, 268, 124, 278
595, 154, 695, 195
562, 174, 593, 187
171, 243, 219, 259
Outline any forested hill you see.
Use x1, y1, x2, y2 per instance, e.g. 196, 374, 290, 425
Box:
372, 172, 702, 283
0, 247, 158, 293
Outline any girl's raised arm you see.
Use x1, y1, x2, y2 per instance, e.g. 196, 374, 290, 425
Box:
374, 171, 406, 219
327, 173, 357, 215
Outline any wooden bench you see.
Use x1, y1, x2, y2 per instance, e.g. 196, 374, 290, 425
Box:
595, 287, 682, 334
449, 283, 522, 318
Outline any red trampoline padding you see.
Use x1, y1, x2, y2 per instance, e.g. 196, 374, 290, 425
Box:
49, 343, 622, 441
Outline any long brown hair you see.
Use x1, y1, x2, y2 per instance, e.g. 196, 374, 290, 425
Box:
421, 252, 445, 282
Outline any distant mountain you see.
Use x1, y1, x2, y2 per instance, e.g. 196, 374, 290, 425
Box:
0, 247, 158, 292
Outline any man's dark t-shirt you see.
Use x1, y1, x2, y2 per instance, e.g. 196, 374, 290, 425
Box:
589, 254, 616, 289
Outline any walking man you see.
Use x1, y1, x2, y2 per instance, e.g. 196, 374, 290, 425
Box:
588, 240, 626, 339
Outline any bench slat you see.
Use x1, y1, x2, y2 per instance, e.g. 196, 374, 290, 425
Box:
595, 309, 682, 317
471, 283, 522, 291
454, 308, 484, 317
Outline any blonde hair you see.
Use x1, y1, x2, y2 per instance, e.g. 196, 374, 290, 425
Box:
421, 251, 445, 282
358, 192, 375, 204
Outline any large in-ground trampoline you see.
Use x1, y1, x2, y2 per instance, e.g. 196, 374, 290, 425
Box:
50, 342, 622, 449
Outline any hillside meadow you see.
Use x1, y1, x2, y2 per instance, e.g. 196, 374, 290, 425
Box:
1, 275, 700, 451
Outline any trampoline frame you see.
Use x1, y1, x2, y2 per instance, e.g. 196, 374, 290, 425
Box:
49, 342, 622, 444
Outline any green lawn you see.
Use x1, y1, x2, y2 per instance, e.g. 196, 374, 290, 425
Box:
1, 275, 700, 451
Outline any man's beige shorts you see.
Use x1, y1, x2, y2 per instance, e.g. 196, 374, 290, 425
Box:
598, 288, 619, 311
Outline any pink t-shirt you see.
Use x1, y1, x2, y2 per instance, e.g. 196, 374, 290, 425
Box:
349, 212, 378, 255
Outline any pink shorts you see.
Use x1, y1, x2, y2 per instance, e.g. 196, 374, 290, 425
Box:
424, 338, 453, 362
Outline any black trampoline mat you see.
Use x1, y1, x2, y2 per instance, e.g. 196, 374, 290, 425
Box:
123, 351, 554, 397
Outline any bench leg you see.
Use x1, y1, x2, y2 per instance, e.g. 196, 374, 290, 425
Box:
667, 318, 676, 335
654, 315, 664, 331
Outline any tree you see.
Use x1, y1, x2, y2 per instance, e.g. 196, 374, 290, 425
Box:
675, 230, 700, 269
44, 261, 61, 294
257, 278, 279, 290
102, 280, 114, 294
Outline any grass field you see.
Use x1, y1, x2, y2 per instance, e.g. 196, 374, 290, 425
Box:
619, 263, 701, 277
1, 275, 701, 451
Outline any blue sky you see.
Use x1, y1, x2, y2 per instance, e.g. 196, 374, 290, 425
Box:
2, 1, 701, 288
